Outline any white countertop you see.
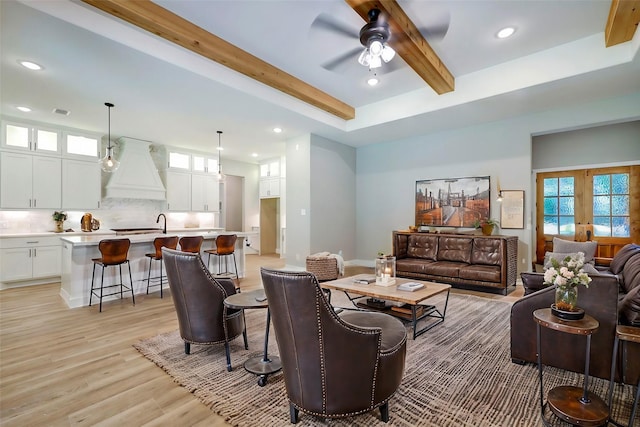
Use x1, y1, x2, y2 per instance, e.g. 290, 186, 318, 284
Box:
0, 227, 227, 239
59, 230, 257, 247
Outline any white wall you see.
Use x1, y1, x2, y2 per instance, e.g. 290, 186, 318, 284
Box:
354, 92, 640, 270
219, 158, 260, 232
310, 134, 357, 259
284, 135, 311, 267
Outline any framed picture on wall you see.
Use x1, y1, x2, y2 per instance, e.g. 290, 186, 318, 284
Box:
415, 176, 490, 228
500, 190, 525, 229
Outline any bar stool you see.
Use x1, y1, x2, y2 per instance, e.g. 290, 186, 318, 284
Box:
608, 325, 640, 427
90, 238, 134, 312
145, 236, 179, 298
178, 235, 204, 254
205, 234, 238, 277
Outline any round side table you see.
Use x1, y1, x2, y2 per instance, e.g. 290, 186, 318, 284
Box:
224, 289, 282, 387
534, 308, 609, 426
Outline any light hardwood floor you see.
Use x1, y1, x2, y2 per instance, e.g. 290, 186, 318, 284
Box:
0, 254, 523, 426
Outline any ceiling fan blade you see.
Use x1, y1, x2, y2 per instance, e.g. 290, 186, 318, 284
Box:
311, 13, 358, 39
418, 22, 449, 43
321, 47, 363, 71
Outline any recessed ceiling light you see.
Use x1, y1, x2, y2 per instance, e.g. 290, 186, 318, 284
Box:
367, 77, 379, 86
19, 60, 43, 70
251, 153, 258, 158
273, 127, 282, 133
16, 106, 32, 112
216, 146, 224, 151
497, 27, 515, 39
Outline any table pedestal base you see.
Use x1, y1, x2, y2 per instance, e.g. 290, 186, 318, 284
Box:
244, 355, 282, 387
547, 386, 609, 427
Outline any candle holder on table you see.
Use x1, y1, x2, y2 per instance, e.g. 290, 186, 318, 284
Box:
375, 256, 396, 287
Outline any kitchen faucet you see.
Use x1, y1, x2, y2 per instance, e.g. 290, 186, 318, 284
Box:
156, 213, 167, 234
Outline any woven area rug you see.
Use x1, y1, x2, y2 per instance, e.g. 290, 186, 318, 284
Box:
134, 293, 637, 426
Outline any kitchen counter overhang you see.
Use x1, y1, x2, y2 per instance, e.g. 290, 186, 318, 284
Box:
59, 231, 254, 308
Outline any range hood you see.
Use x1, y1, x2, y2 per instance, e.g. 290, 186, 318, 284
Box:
104, 137, 166, 200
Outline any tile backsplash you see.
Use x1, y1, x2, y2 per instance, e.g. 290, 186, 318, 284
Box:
0, 198, 218, 233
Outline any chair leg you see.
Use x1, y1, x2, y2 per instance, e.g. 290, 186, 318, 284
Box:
630, 379, 640, 427
119, 264, 124, 299
99, 266, 105, 312
184, 342, 190, 354
224, 342, 232, 372
379, 402, 389, 423
127, 261, 135, 306
289, 403, 299, 424
243, 326, 248, 350
159, 258, 164, 298
146, 258, 152, 294
232, 253, 238, 278
90, 263, 96, 307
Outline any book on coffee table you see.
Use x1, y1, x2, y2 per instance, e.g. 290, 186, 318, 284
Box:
352, 275, 376, 284
397, 282, 425, 292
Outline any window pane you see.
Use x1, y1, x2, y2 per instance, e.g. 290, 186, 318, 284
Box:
593, 175, 610, 195
544, 197, 558, 215
543, 178, 557, 197
558, 177, 574, 196
193, 156, 205, 172
37, 129, 58, 151
559, 216, 575, 235
67, 134, 97, 157
593, 216, 611, 237
612, 195, 629, 215
207, 158, 218, 173
544, 216, 558, 234
169, 152, 190, 169
612, 173, 629, 194
559, 197, 574, 215
612, 216, 630, 237
6, 124, 29, 148
593, 195, 611, 216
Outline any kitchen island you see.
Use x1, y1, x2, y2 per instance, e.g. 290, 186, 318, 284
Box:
60, 231, 254, 308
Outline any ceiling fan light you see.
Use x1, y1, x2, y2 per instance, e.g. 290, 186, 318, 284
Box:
358, 48, 370, 66
369, 55, 382, 69
369, 40, 383, 56
381, 45, 395, 62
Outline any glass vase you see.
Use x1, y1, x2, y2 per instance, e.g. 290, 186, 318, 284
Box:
555, 285, 578, 312
375, 256, 396, 286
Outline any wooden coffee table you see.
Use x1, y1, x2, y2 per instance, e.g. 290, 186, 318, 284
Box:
321, 274, 451, 339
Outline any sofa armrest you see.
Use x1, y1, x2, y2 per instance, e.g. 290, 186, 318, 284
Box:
520, 272, 548, 296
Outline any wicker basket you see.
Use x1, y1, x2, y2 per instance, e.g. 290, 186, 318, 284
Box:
306, 256, 339, 281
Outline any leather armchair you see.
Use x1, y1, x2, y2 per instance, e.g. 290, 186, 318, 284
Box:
260, 268, 407, 424
162, 248, 247, 371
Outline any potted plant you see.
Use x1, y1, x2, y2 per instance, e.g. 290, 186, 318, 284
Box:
473, 218, 499, 236
52, 211, 67, 233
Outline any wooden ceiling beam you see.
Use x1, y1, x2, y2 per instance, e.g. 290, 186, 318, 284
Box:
81, 0, 355, 120
605, 0, 640, 47
345, 0, 455, 94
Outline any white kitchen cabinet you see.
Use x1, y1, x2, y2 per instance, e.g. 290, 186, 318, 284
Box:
1, 120, 61, 153
63, 131, 100, 158
0, 152, 61, 208
0, 237, 61, 283
192, 154, 218, 175
260, 177, 280, 198
62, 159, 101, 209
166, 171, 191, 211
192, 174, 219, 211
260, 159, 280, 178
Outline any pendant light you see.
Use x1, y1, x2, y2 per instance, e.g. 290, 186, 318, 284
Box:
99, 102, 119, 172
216, 130, 225, 182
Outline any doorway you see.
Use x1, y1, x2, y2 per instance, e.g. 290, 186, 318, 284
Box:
222, 175, 244, 231
260, 198, 279, 255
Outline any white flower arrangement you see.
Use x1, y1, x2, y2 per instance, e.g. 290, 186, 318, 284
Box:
543, 252, 592, 288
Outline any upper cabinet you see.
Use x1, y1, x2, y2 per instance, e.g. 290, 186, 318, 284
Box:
63, 131, 100, 159
192, 154, 218, 175
167, 150, 191, 171
260, 159, 280, 178
0, 152, 61, 209
1, 120, 61, 154
62, 159, 101, 209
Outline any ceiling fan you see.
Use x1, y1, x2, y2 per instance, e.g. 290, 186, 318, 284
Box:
312, 7, 449, 73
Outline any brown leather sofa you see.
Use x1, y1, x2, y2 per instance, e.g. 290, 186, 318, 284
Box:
511, 243, 640, 383
260, 268, 407, 424
162, 248, 247, 372
392, 231, 518, 295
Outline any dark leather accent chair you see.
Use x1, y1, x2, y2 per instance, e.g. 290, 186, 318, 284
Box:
260, 268, 407, 424
162, 248, 247, 371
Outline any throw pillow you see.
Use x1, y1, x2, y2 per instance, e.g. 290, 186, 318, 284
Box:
552, 237, 598, 264
610, 244, 640, 274
619, 285, 640, 327
543, 251, 580, 270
